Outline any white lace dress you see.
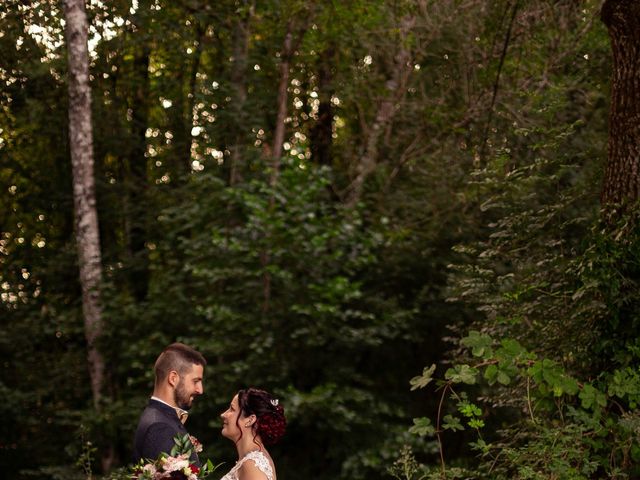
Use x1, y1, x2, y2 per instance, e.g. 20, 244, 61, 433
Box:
220, 450, 274, 480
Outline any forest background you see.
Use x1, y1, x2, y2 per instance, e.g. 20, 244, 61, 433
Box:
1, 0, 639, 479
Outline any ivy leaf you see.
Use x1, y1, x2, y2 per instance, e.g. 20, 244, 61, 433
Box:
410, 364, 436, 391
445, 364, 478, 385
409, 417, 436, 437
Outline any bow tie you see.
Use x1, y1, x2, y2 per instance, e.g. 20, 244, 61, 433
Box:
176, 408, 189, 424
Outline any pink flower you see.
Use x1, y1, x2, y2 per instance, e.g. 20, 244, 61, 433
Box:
161, 453, 190, 473
142, 463, 157, 476
189, 435, 203, 453
131, 433, 214, 480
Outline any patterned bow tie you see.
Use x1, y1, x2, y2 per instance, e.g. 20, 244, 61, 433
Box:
176, 408, 189, 424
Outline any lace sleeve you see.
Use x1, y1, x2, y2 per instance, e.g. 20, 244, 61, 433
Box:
241, 451, 274, 480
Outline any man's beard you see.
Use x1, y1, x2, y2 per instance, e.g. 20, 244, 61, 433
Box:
174, 380, 192, 410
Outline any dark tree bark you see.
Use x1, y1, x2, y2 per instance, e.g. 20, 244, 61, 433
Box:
479, 0, 519, 162
262, 19, 309, 313
270, 20, 295, 187
310, 48, 335, 167
345, 16, 415, 208
165, 21, 206, 181
228, 2, 254, 185
127, 5, 151, 301
600, 0, 640, 207
262, 20, 295, 312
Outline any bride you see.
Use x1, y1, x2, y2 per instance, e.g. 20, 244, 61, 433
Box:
220, 388, 286, 480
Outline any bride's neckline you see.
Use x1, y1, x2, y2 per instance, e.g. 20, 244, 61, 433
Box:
238, 449, 264, 461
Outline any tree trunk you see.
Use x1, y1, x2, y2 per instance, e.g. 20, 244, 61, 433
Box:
262, 19, 307, 313
228, 1, 254, 185
310, 48, 335, 167
62, 0, 105, 409
600, 0, 640, 207
128, 17, 151, 302
270, 21, 295, 187
345, 16, 415, 208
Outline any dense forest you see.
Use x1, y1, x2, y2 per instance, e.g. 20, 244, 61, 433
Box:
1, 0, 639, 479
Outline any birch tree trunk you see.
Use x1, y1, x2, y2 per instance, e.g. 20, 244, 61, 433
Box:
600, 0, 640, 207
63, 0, 105, 410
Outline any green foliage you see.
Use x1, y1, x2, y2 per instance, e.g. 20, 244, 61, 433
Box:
399, 16, 636, 471
408, 327, 640, 478
393, 2, 637, 476
0, 1, 623, 480
107, 161, 424, 479
388, 446, 427, 480
409, 418, 435, 438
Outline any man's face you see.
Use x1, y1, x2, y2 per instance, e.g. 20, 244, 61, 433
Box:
174, 363, 204, 410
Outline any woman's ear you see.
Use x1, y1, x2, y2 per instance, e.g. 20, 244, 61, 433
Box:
244, 414, 257, 427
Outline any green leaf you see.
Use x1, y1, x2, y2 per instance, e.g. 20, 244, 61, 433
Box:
484, 364, 499, 385
458, 401, 482, 418
410, 364, 436, 391
468, 418, 485, 429
579, 384, 607, 410
442, 414, 464, 431
469, 438, 490, 454
498, 338, 526, 360
608, 368, 640, 408
445, 364, 479, 385
558, 375, 579, 396
461, 330, 493, 358
496, 369, 511, 385
409, 417, 436, 437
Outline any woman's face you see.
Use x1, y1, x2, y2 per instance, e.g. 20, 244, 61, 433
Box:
220, 394, 243, 441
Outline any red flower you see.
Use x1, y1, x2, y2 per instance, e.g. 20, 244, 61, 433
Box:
190, 464, 200, 474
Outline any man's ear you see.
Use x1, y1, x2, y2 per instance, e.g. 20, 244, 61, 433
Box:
168, 370, 180, 388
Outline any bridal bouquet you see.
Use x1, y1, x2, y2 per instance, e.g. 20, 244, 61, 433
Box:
132, 434, 218, 480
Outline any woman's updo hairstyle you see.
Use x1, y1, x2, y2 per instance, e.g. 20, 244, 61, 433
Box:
237, 387, 286, 446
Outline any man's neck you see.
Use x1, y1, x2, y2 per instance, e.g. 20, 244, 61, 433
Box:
151, 394, 176, 408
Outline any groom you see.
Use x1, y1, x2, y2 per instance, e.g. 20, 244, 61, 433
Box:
133, 342, 207, 465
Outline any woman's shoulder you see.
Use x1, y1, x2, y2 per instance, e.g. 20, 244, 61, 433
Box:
239, 450, 274, 480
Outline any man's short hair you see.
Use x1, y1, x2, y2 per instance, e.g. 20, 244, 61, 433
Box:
154, 342, 207, 385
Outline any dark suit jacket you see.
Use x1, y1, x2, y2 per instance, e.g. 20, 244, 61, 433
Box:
133, 399, 200, 466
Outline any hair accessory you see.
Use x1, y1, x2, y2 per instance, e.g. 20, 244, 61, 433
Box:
270, 398, 279, 406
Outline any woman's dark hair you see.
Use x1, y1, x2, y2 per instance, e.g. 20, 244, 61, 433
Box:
236, 387, 286, 446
